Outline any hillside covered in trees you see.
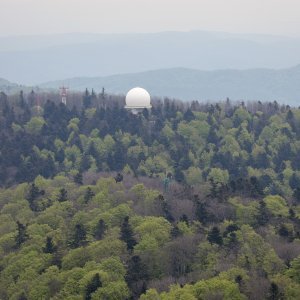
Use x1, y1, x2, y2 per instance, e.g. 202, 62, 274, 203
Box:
0, 90, 300, 299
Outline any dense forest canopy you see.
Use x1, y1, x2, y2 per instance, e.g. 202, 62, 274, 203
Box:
0, 89, 300, 299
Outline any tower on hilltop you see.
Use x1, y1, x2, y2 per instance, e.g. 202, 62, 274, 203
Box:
59, 86, 68, 105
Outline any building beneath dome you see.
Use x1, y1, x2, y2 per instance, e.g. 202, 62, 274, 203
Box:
125, 87, 152, 114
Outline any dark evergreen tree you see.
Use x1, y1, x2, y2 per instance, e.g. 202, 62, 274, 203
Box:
93, 219, 107, 240
171, 225, 181, 238
18, 293, 27, 300
267, 282, 283, 300
83, 88, 92, 109
179, 214, 189, 226
57, 188, 68, 202
26, 183, 45, 211
289, 208, 296, 219
278, 224, 289, 238
80, 154, 91, 172
194, 196, 210, 225
293, 188, 300, 203
74, 172, 83, 185
114, 173, 124, 183
207, 226, 223, 246
15, 221, 29, 248
183, 108, 194, 122
43, 236, 56, 254
70, 223, 87, 248
125, 255, 148, 299
256, 200, 270, 226
84, 187, 95, 203
41, 154, 56, 178
120, 216, 137, 251
85, 273, 102, 300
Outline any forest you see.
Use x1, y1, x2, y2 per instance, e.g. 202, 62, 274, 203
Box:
0, 89, 300, 299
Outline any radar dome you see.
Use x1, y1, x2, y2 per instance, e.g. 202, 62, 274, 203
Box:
125, 87, 152, 109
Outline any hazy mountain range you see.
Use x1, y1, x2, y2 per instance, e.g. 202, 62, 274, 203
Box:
1, 31, 300, 105
1, 65, 300, 105
1, 31, 300, 85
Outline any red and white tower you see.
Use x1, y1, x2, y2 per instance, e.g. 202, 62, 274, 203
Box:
59, 86, 68, 105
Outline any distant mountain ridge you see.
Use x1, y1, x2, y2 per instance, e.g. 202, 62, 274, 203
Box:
39, 65, 300, 105
1, 31, 300, 84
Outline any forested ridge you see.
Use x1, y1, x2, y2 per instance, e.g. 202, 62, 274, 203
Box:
0, 90, 300, 299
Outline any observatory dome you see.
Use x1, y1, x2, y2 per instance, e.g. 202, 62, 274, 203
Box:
125, 87, 152, 109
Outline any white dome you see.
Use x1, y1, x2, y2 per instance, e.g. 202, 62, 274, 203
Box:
125, 87, 151, 109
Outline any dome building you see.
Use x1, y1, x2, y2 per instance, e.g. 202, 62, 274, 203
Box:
125, 87, 152, 114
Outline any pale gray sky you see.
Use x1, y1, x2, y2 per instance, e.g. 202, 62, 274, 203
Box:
1, 0, 300, 37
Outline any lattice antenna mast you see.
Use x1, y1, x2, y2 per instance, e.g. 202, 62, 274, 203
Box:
36, 94, 42, 114
59, 86, 69, 105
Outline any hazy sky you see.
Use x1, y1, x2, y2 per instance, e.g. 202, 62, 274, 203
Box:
1, 0, 300, 37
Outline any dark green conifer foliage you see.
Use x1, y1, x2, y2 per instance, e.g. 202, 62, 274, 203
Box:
15, 221, 29, 249
57, 188, 68, 202
74, 172, 83, 185
85, 273, 102, 300
94, 219, 107, 240
180, 214, 189, 226
83, 88, 92, 109
257, 200, 270, 226
293, 188, 300, 203
43, 236, 56, 254
278, 224, 289, 238
80, 154, 91, 172
267, 282, 282, 300
120, 216, 137, 251
207, 226, 223, 246
26, 183, 45, 211
70, 223, 87, 248
84, 187, 95, 203
18, 293, 27, 300
125, 255, 148, 299
289, 208, 296, 219
171, 225, 181, 238
41, 154, 56, 178
194, 197, 209, 225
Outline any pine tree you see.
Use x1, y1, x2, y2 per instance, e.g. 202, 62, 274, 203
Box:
180, 214, 189, 226
70, 223, 87, 248
43, 236, 56, 254
83, 88, 92, 109
94, 219, 106, 240
171, 225, 181, 238
80, 153, 91, 172
293, 187, 300, 203
18, 293, 27, 300
257, 200, 270, 226
57, 188, 68, 202
85, 273, 102, 300
125, 255, 148, 299
207, 226, 223, 246
267, 282, 282, 300
84, 187, 95, 203
26, 183, 45, 211
74, 172, 83, 185
15, 221, 29, 248
195, 198, 209, 225
120, 216, 137, 251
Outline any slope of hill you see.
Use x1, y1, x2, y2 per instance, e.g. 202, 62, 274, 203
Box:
1, 31, 300, 84
0, 94, 300, 299
40, 65, 300, 105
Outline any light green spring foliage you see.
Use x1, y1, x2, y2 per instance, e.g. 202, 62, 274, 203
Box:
0, 174, 299, 299
0, 176, 144, 299
24, 116, 46, 135
264, 195, 289, 217
141, 277, 245, 300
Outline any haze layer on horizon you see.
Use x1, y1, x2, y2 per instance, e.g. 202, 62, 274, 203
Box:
1, 0, 300, 37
